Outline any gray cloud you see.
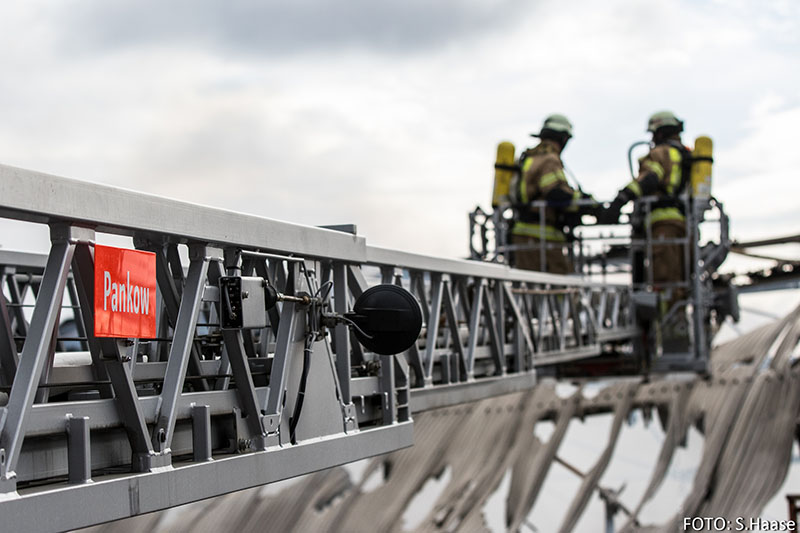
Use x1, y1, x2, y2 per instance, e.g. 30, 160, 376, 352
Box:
55, 0, 527, 57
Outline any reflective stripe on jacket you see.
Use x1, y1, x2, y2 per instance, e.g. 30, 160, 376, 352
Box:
623, 140, 687, 224
515, 139, 577, 232
511, 221, 567, 242
648, 207, 685, 225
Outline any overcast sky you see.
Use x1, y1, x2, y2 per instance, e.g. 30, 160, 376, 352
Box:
1, 3, 798, 530
1, 0, 798, 263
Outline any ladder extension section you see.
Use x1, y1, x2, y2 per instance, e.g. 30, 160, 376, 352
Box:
0, 164, 634, 531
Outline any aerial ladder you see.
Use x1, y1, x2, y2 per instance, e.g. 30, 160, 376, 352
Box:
0, 143, 736, 532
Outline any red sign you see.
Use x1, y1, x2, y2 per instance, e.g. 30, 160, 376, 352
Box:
94, 245, 157, 338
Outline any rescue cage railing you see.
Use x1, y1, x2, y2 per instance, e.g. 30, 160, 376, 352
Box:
469, 195, 733, 371
0, 164, 634, 531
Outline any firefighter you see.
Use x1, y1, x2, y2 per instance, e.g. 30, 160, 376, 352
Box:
510, 114, 591, 274
601, 110, 691, 300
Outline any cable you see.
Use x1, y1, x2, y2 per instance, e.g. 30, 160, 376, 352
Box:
316, 280, 334, 306
288, 262, 329, 444
286, 265, 363, 442
323, 333, 350, 433
288, 262, 318, 444
562, 164, 584, 193
627, 140, 651, 180
288, 337, 312, 445
335, 314, 374, 341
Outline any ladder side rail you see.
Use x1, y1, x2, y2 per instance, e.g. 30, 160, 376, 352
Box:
0, 226, 77, 491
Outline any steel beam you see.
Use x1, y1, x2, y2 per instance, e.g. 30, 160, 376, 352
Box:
2, 421, 413, 533
0, 165, 640, 529
0, 290, 18, 385
0, 164, 367, 263
0, 233, 75, 491
152, 246, 213, 455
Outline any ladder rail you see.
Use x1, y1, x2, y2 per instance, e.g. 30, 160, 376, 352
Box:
0, 164, 636, 531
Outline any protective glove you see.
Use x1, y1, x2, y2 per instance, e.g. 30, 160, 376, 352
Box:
577, 191, 599, 215
597, 195, 627, 225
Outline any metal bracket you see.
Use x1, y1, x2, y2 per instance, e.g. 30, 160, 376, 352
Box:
66, 416, 92, 484
343, 403, 357, 432
262, 414, 281, 447
0, 447, 15, 494
49, 224, 96, 245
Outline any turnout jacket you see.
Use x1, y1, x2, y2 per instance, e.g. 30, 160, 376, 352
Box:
512, 139, 582, 242
621, 136, 689, 226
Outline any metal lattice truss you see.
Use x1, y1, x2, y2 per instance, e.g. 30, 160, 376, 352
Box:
90, 304, 800, 533
731, 233, 800, 293
0, 164, 635, 532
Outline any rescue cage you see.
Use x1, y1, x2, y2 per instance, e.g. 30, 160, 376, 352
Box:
469, 195, 737, 373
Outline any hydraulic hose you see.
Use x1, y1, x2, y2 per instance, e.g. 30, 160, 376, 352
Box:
628, 141, 651, 179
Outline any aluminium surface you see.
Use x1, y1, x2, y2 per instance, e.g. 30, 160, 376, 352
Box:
0, 164, 366, 263
1, 421, 413, 533
410, 373, 538, 411
366, 244, 628, 288
0, 250, 48, 270
732, 233, 800, 248
738, 278, 800, 293
0, 165, 640, 532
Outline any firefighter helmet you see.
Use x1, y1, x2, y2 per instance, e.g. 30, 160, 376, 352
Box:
532, 114, 573, 138
647, 111, 683, 133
